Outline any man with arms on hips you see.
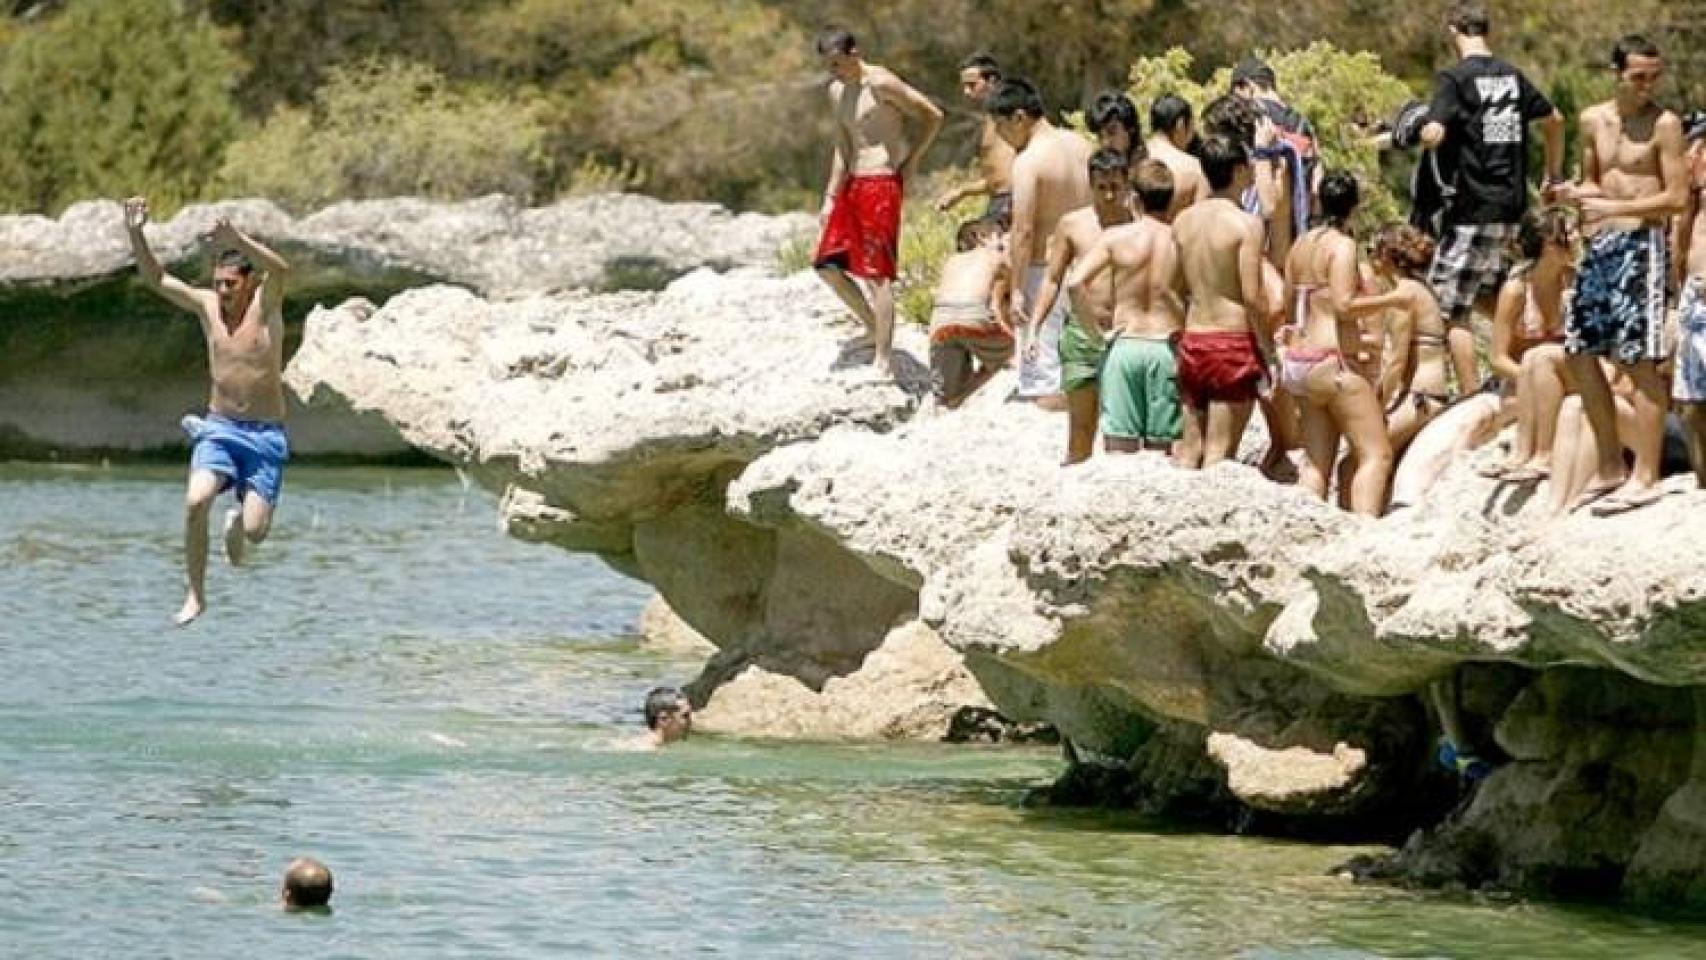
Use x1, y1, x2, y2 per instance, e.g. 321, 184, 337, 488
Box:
1554, 35, 1689, 515
989, 76, 1094, 408
123, 198, 292, 627
812, 26, 945, 378
1671, 112, 1706, 484
1067, 160, 1185, 456
935, 53, 1016, 224
1027, 148, 1136, 463
1419, 1, 1565, 396
1170, 136, 1273, 469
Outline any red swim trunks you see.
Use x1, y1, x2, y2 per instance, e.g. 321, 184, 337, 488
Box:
813, 173, 903, 281
1175, 330, 1266, 407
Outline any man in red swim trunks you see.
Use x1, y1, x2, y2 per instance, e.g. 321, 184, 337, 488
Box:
813, 26, 944, 377
1171, 134, 1274, 468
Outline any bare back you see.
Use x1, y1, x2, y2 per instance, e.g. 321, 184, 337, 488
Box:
831, 65, 911, 175
1013, 127, 1094, 264
1173, 198, 1262, 333
934, 247, 1005, 307
1287, 227, 1359, 356
195, 287, 287, 422
1394, 277, 1450, 397
1146, 138, 1211, 218
1102, 219, 1182, 338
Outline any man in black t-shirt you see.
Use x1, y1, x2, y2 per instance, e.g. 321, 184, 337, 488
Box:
1419, 1, 1564, 393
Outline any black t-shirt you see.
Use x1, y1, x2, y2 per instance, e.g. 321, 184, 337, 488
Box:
1428, 55, 1554, 225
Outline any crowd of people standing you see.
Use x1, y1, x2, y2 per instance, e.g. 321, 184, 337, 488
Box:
810, 2, 1706, 519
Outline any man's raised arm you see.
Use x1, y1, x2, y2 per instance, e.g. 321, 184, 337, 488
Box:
210, 218, 292, 311
123, 197, 204, 315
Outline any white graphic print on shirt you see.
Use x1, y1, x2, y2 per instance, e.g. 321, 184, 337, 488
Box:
1476, 76, 1522, 144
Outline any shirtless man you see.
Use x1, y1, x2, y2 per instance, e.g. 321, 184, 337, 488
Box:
1067, 160, 1185, 455
989, 76, 1094, 407
1171, 135, 1273, 469
928, 217, 1014, 409
812, 27, 945, 377
1027, 149, 1135, 463
123, 198, 292, 626
1670, 112, 1706, 484
1146, 95, 1211, 218
1087, 91, 1143, 165
1555, 35, 1689, 515
934, 54, 1015, 224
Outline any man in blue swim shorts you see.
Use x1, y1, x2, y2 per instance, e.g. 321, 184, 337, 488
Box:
123, 197, 294, 625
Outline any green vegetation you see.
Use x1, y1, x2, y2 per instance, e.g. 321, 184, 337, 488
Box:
1, 0, 1697, 217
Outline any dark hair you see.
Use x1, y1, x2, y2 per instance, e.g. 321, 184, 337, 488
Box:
958, 53, 1001, 80
1196, 134, 1247, 191
1087, 147, 1131, 178
1150, 95, 1192, 137
815, 26, 858, 56
955, 217, 1001, 251
987, 77, 1046, 119
282, 858, 333, 909
1087, 90, 1140, 141
644, 687, 688, 729
1132, 159, 1176, 215
1513, 206, 1575, 262
1372, 223, 1435, 277
217, 249, 254, 275
1201, 95, 1258, 148
1612, 34, 1662, 72
1319, 171, 1360, 226
1231, 57, 1277, 92
1447, 3, 1490, 37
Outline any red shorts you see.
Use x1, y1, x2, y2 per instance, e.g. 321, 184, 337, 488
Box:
814, 173, 903, 281
1175, 330, 1265, 407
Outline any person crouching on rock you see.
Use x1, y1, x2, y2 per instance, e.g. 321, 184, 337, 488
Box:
928, 218, 1015, 409
645, 687, 694, 749
123, 198, 293, 627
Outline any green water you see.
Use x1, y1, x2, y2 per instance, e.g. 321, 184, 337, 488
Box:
1, 464, 1702, 958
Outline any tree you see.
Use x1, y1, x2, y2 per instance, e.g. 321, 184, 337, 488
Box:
0, 0, 241, 214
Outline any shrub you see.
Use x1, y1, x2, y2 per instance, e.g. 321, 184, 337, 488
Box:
0, 0, 241, 214
217, 59, 548, 211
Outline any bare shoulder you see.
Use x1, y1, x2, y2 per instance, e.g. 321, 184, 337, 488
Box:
866, 65, 912, 96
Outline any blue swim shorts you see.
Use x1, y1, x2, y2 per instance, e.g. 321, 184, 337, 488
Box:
185, 413, 290, 505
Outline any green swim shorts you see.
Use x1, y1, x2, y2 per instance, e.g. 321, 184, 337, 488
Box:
1100, 335, 1182, 442
1058, 317, 1106, 394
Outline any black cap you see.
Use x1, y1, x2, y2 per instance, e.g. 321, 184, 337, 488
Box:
1231, 57, 1276, 90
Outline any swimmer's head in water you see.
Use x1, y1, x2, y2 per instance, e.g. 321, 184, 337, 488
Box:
1195, 135, 1249, 193
644, 687, 693, 744
213, 249, 258, 317
958, 53, 1001, 105
987, 77, 1046, 150
281, 857, 333, 910
815, 27, 860, 84
1132, 160, 1176, 217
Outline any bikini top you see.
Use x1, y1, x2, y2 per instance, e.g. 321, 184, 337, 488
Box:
1521, 279, 1569, 342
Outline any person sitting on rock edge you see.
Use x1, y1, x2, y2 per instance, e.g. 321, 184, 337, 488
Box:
645, 687, 694, 748
281, 857, 334, 911
928, 217, 1015, 409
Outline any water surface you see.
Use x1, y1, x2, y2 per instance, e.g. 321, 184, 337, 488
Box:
1, 464, 1701, 958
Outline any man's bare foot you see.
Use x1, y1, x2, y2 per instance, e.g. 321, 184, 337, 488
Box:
871, 354, 895, 379
1590, 482, 1664, 517
223, 507, 248, 567
174, 592, 206, 627
1570, 474, 1627, 512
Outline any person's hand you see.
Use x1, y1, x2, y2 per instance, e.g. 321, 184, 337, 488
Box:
1254, 115, 1278, 151
1578, 196, 1619, 226
206, 217, 242, 248
123, 197, 149, 231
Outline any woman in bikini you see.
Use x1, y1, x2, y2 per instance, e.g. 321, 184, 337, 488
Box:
1282, 173, 1394, 516
1348, 225, 1452, 460
1479, 207, 1578, 482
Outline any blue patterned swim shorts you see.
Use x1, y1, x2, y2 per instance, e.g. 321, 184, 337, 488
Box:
1565, 226, 1669, 365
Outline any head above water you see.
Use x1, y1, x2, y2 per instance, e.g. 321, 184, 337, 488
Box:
644, 686, 693, 743
958, 53, 1002, 104
816, 26, 861, 84
281, 857, 333, 910
1195, 134, 1248, 193
988, 77, 1048, 149
1088, 90, 1141, 162
213, 248, 258, 316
